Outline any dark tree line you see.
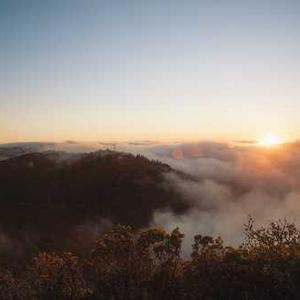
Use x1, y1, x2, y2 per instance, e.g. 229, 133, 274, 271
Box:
1, 218, 300, 299
0, 151, 188, 263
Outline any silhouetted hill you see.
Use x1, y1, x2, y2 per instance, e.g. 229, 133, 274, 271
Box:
0, 151, 188, 261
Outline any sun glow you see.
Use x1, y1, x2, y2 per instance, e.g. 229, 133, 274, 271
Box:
259, 134, 283, 147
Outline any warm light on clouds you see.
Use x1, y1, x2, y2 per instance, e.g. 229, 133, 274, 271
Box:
259, 134, 283, 147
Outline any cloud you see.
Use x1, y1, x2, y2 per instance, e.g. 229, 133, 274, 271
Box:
145, 142, 300, 252
3, 139, 300, 254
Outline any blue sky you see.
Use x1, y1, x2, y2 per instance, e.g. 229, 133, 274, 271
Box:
1, 0, 300, 143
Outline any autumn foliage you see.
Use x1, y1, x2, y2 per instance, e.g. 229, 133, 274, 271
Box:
0, 219, 300, 299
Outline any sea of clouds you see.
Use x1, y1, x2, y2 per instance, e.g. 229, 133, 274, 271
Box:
145, 141, 300, 252
2, 140, 300, 253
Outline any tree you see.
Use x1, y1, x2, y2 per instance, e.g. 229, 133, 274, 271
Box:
26, 252, 89, 299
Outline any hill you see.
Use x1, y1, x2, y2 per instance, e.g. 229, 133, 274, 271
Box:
0, 151, 188, 262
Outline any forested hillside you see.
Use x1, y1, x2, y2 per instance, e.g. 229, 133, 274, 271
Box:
1, 151, 300, 299
1, 219, 300, 299
0, 151, 188, 263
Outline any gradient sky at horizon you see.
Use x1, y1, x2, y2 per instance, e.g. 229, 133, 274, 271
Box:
1, 0, 300, 143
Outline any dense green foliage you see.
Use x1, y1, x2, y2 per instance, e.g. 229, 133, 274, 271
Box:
1, 219, 300, 299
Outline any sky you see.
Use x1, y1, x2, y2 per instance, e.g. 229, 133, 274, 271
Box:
1, 0, 300, 143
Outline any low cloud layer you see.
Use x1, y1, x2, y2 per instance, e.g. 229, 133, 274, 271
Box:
2, 140, 300, 254
145, 142, 300, 252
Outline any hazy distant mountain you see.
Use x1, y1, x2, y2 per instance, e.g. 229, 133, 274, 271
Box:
0, 142, 101, 161
0, 141, 160, 161
0, 142, 56, 160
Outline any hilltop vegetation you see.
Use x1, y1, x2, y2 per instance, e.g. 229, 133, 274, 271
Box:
0, 151, 188, 263
1, 219, 300, 299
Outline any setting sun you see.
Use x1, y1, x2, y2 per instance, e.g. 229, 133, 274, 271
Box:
259, 134, 283, 147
